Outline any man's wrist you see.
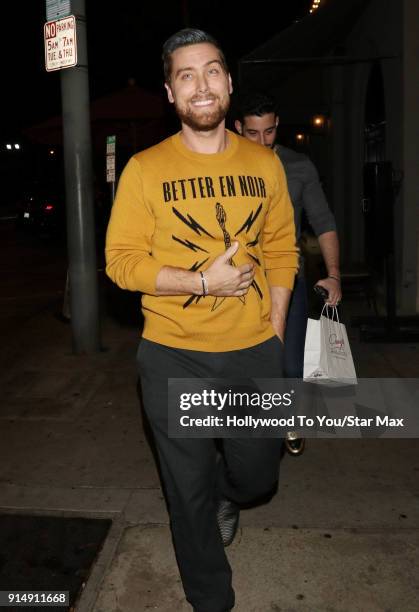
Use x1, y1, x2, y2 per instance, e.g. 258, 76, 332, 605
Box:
199, 271, 209, 296
271, 319, 286, 343
192, 270, 210, 296
327, 273, 341, 282
192, 271, 202, 295
327, 267, 340, 279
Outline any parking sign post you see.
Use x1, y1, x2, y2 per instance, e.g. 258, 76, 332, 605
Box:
47, 0, 101, 353
106, 135, 116, 205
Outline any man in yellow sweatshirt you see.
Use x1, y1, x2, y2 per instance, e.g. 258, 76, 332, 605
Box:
106, 28, 298, 612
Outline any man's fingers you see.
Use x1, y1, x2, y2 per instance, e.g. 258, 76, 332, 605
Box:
222, 242, 239, 261
329, 291, 342, 303
234, 267, 255, 291
237, 262, 254, 274
239, 269, 255, 282
326, 293, 342, 306
237, 278, 254, 289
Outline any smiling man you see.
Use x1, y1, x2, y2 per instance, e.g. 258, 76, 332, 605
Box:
165, 42, 231, 134
106, 30, 298, 612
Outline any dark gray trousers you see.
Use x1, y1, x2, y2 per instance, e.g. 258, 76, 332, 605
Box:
137, 336, 284, 612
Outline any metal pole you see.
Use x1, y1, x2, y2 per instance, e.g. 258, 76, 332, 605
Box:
60, 0, 101, 353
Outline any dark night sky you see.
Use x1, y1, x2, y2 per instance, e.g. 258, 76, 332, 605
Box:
2, 0, 309, 135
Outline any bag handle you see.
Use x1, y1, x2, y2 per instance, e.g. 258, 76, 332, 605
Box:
321, 304, 342, 342
321, 303, 340, 323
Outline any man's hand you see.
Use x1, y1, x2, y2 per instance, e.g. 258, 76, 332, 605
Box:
155, 242, 254, 296
205, 242, 255, 297
315, 276, 342, 307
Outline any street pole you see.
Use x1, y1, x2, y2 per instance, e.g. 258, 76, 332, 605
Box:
60, 0, 101, 353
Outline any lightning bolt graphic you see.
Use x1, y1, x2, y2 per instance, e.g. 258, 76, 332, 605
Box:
251, 280, 263, 299
235, 203, 263, 236
189, 258, 210, 272
183, 294, 203, 309
246, 231, 260, 248
183, 295, 204, 310
248, 254, 260, 266
173, 207, 214, 237
172, 235, 209, 253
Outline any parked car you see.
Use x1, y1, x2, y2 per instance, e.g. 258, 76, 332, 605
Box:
15, 179, 112, 249
16, 181, 65, 238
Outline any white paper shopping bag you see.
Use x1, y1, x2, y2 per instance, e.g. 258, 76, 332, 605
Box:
303, 306, 357, 386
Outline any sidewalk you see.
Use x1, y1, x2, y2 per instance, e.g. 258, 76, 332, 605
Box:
1, 292, 419, 612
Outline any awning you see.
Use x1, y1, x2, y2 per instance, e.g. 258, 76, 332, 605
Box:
24, 84, 166, 150
239, 0, 372, 88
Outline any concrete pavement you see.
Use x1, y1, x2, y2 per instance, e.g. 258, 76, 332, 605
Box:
1, 287, 419, 612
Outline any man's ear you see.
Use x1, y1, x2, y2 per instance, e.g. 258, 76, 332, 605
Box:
228, 74, 233, 95
165, 82, 174, 104
234, 120, 243, 135
275, 116, 279, 127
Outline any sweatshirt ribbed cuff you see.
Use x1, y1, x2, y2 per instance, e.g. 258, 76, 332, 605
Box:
133, 258, 163, 295
266, 268, 297, 290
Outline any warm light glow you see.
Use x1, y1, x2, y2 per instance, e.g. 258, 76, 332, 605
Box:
49, 149, 55, 155
296, 133, 305, 141
312, 115, 326, 128
310, 0, 321, 13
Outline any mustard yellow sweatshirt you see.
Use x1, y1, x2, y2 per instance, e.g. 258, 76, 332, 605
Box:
106, 131, 298, 351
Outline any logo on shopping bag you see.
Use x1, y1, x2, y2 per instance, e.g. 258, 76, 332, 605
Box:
328, 333, 347, 356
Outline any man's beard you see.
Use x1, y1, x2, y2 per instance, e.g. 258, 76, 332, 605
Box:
175, 95, 230, 132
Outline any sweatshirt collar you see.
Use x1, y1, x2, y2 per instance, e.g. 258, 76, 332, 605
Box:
171, 129, 239, 163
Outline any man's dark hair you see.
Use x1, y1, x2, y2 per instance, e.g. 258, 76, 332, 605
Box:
235, 91, 278, 123
162, 28, 228, 83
